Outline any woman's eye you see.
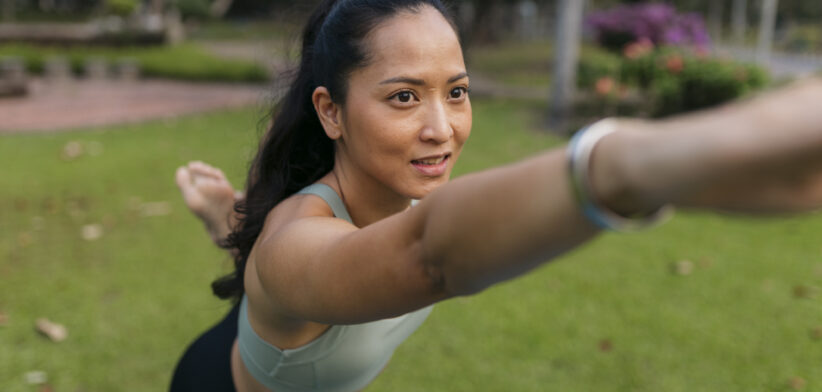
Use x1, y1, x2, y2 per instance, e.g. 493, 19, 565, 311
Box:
398, 92, 412, 102
394, 91, 414, 103
450, 87, 468, 99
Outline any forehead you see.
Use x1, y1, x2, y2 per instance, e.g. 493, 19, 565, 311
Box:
355, 6, 464, 82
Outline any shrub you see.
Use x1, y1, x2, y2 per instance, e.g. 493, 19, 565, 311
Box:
577, 44, 770, 118
105, 0, 138, 17
586, 3, 711, 51
577, 46, 622, 88
173, 0, 212, 20
0, 44, 269, 83
649, 53, 769, 116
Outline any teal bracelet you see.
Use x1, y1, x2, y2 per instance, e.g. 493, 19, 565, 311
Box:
567, 119, 674, 232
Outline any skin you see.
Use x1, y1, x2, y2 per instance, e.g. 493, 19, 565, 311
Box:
177, 5, 822, 392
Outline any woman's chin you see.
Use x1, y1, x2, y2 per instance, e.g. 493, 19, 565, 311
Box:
406, 178, 449, 200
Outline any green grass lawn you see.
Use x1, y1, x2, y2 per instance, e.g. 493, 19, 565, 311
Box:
2, 99, 822, 391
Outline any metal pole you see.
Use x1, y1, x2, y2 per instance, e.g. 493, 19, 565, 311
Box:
549, 0, 585, 133
732, 0, 748, 45
756, 0, 778, 66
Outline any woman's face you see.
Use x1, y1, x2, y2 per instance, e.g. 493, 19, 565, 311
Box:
335, 5, 472, 200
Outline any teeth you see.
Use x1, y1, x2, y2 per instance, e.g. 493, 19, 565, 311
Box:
416, 157, 445, 165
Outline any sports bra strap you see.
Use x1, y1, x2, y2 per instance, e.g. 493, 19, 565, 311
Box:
297, 183, 353, 224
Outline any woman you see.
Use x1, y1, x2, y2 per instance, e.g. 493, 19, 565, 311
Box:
171, 0, 822, 390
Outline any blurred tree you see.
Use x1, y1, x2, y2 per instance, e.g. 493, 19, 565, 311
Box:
731, 0, 747, 44
1, 0, 14, 21
208, 0, 231, 18
756, 0, 777, 65
550, 0, 585, 131
707, 0, 723, 40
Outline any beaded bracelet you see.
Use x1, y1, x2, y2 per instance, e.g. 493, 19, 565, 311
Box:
567, 118, 674, 232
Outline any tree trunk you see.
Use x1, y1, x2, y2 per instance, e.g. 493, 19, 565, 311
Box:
709, 1, 724, 43
1, 0, 14, 22
732, 0, 748, 44
756, 0, 778, 66
210, 0, 234, 18
549, 0, 585, 132
468, 0, 502, 46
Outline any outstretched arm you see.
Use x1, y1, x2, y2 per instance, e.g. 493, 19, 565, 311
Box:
258, 79, 822, 325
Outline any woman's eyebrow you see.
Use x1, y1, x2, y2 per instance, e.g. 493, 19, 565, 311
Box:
379, 72, 469, 86
447, 72, 469, 83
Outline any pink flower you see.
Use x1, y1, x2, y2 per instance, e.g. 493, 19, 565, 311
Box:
665, 55, 684, 74
595, 77, 615, 96
623, 39, 654, 59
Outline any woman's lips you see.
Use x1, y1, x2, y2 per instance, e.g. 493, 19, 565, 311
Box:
411, 154, 450, 176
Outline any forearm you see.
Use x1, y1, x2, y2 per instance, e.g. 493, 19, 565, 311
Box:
417, 149, 605, 296
617, 79, 822, 213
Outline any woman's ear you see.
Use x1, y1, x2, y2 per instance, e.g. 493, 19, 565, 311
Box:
312, 86, 342, 140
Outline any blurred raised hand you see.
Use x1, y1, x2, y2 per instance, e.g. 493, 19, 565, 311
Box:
175, 161, 242, 244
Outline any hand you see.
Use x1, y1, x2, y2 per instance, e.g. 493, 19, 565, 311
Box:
613, 78, 822, 216
175, 161, 243, 242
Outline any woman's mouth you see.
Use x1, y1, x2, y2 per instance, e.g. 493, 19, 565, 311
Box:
411, 154, 450, 176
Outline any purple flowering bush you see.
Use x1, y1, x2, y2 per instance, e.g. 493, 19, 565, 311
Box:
586, 3, 711, 51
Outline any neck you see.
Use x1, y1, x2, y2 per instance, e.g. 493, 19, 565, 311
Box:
324, 160, 412, 228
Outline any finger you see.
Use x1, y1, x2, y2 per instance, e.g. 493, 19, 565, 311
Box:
175, 167, 194, 193
189, 161, 222, 180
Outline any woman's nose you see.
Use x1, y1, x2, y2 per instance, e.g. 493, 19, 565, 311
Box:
420, 101, 453, 144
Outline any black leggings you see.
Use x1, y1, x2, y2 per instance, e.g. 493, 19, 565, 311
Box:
170, 303, 239, 392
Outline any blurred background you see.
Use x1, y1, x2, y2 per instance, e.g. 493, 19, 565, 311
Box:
1, 0, 822, 391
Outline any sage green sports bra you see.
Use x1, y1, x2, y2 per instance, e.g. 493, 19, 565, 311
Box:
238, 184, 433, 392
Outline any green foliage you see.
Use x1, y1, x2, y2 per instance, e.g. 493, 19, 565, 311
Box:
645, 52, 769, 117
104, 0, 138, 17
577, 46, 622, 89
173, 0, 212, 20
779, 25, 822, 53
0, 43, 269, 83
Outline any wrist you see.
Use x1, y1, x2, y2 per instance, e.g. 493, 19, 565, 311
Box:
587, 118, 665, 217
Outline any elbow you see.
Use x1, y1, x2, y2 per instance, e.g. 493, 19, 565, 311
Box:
422, 253, 488, 298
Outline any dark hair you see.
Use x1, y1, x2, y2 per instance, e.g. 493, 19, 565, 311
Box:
213, 0, 458, 302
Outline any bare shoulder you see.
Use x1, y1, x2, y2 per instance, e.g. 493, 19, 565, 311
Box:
256, 188, 354, 253
241, 187, 359, 343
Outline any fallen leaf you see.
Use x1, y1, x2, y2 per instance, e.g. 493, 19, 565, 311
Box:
140, 201, 172, 217
24, 370, 47, 384
793, 285, 818, 299
35, 318, 68, 342
671, 260, 693, 276
42, 198, 59, 214
17, 232, 33, 248
0, 311, 7, 326
698, 257, 714, 269
81, 224, 103, 241
14, 198, 28, 211
810, 326, 822, 340
102, 214, 117, 229
60, 141, 84, 161
38, 385, 54, 392
789, 376, 806, 390
598, 339, 613, 352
